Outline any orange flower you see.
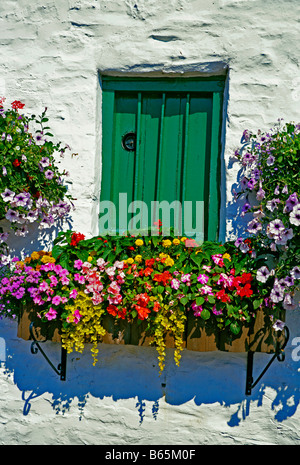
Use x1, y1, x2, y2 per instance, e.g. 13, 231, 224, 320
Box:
135, 305, 150, 320
153, 270, 172, 286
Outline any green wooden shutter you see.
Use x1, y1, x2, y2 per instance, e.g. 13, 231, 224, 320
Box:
100, 76, 224, 241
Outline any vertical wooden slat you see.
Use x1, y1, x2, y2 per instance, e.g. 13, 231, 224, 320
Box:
133, 92, 142, 201
207, 91, 222, 241
181, 93, 190, 235
99, 89, 115, 235
155, 93, 165, 199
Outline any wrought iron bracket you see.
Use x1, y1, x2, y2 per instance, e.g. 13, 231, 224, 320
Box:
245, 325, 289, 396
29, 322, 67, 381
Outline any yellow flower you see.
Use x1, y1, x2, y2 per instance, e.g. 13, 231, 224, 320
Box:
180, 237, 187, 242
31, 251, 40, 261
127, 257, 134, 264
165, 256, 174, 267
222, 253, 231, 261
162, 239, 172, 247
15, 261, 24, 269
172, 238, 180, 245
135, 239, 144, 246
159, 252, 168, 259
41, 255, 56, 264
87, 256, 93, 262
135, 255, 142, 263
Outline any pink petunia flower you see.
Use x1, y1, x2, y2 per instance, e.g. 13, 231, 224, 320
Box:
52, 295, 61, 305
45, 307, 57, 321
197, 274, 209, 284
69, 289, 78, 299
74, 259, 83, 270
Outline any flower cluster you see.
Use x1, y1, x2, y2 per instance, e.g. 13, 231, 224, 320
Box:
0, 230, 270, 372
234, 121, 300, 315
0, 97, 74, 263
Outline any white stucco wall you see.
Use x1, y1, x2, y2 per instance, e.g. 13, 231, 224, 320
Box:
0, 0, 299, 445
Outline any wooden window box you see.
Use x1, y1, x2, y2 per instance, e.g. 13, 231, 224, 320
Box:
17, 306, 284, 354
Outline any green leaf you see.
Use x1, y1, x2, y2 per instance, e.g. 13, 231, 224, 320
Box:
207, 295, 215, 304
58, 251, 70, 270
131, 309, 137, 319
253, 299, 263, 310
151, 235, 161, 247
190, 252, 203, 267
76, 249, 90, 262
230, 321, 241, 335
51, 244, 64, 259
200, 309, 211, 320
180, 296, 189, 306
196, 296, 205, 306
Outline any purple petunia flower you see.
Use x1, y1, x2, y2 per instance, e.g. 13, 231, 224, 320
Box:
45, 170, 54, 180
266, 155, 275, 166
290, 266, 300, 280
247, 219, 262, 235
283, 294, 296, 310
247, 178, 257, 190
256, 266, 270, 283
267, 219, 285, 237
276, 228, 293, 245
14, 192, 30, 207
270, 284, 284, 303
289, 205, 300, 226
26, 209, 39, 223
1, 188, 15, 203
5, 209, 18, 222
40, 157, 50, 168
241, 202, 251, 217
284, 192, 298, 213
266, 198, 280, 212
273, 320, 285, 331
234, 237, 243, 248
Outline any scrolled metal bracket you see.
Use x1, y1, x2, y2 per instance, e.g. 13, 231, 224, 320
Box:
29, 322, 67, 381
245, 325, 290, 396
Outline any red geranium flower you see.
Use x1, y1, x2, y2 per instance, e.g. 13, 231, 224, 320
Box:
216, 289, 231, 303
117, 308, 127, 320
135, 293, 150, 307
107, 305, 118, 317
12, 158, 21, 167
70, 232, 85, 246
153, 301, 160, 312
144, 266, 153, 277
145, 258, 155, 267
240, 272, 253, 284
11, 100, 25, 110
237, 283, 253, 298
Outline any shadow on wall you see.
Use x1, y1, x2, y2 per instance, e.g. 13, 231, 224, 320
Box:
1, 317, 299, 426
0, 215, 73, 258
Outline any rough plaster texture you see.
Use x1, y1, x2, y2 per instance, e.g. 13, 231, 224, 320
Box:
0, 0, 299, 445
